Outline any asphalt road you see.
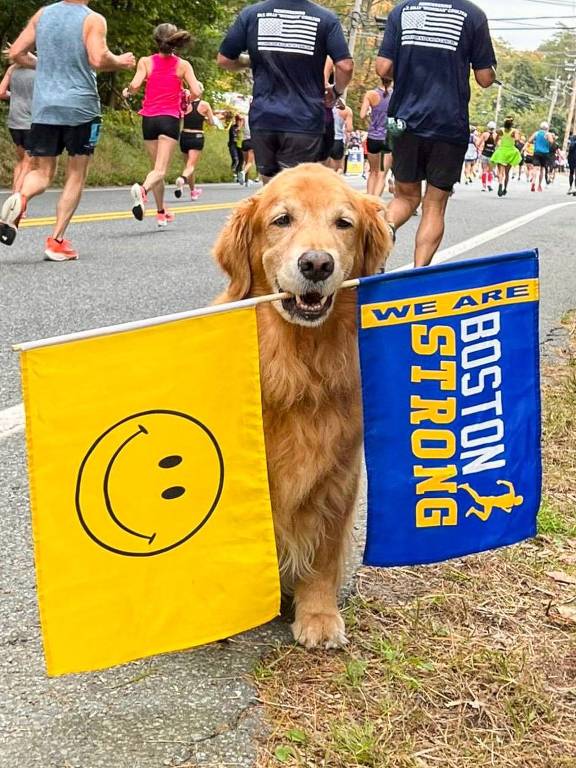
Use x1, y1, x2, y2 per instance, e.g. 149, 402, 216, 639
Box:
0, 174, 575, 768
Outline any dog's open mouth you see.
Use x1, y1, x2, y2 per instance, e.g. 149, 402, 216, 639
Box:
280, 291, 334, 322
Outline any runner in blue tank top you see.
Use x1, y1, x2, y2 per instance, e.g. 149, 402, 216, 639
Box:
525, 121, 554, 192
360, 77, 393, 196
0, 0, 135, 260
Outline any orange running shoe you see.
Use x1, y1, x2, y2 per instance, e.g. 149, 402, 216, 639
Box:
156, 210, 175, 227
44, 237, 79, 261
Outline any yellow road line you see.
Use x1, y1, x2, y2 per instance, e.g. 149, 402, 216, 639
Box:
20, 201, 236, 228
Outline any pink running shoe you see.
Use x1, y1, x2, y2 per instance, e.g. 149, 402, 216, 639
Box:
156, 210, 175, 227
190, 188, 203, 201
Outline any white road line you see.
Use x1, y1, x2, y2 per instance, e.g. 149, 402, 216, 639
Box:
389, 200, 576, 272
0, 403, 25, 441
1, 200, 574, 442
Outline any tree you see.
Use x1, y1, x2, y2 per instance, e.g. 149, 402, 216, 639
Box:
1, 0, 238, 105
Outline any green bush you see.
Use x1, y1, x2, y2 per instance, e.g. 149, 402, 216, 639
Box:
0, 107, 243, 188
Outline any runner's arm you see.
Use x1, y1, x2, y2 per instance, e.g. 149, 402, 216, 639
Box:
474, 68, 496, 88
84, 13, 135, 72
375, 57, 394, 81
217, 53, 251, 72
124, 57, 148, 95
476, 132, 486, 154
0, 65, 14, 99
471, 14, 497, 88
8, 10, 41, 65
325, 18, 353, 103
201, 102, 218, 127
182, 60, 202, 100
359, 93, 370, 120
333, 58, 353, 96
345, 108, 354, 134
324, 57, 334, 87
218, 13, 250, 71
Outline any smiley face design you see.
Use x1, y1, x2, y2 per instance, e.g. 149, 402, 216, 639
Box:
75, 410, 224, 557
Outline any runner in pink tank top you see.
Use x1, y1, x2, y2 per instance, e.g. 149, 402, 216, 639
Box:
122, 23, 201, 226
140, 54, 181, 119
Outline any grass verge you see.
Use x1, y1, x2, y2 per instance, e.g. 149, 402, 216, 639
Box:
0, 108, 246, 188
254, 313, 576, 768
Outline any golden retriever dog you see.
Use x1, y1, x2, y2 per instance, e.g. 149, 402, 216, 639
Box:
213, 164, 393, 649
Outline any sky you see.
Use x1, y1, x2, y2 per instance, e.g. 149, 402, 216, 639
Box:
474, 0, 576, 50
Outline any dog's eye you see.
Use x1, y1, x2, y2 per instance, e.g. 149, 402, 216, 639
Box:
335, 218, 353, 230
271, 214, 291, 228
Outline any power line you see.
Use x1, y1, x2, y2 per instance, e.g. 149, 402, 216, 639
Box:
522, 0, 576, 6
490, 15, 576, 20
491, 26, 576, 30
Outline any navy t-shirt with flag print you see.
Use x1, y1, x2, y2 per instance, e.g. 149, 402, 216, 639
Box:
219, 0, 351, 135
379, 0, 496, 145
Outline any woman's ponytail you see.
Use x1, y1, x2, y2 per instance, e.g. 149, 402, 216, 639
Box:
153, 23, 191, 54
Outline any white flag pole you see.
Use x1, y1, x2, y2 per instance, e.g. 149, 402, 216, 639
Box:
13, 279, 362, 352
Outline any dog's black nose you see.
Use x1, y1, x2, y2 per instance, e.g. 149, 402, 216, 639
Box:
298, 251, 335, 283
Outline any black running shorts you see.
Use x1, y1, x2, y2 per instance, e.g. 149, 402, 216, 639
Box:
241, 139, 253, 152
392, 132, 467, 191
179, 131, 205, 153
366, 137, 390, 155
329, 139, 345, 161
251, 131, 325, 178
319, 124, 335, 163
532, 153, 548, 167
142, 115, 180, 142
9, 128, 31, 150
28, 117, 102, 157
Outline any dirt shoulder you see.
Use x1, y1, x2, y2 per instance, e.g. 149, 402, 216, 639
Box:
254, 313, 576, 768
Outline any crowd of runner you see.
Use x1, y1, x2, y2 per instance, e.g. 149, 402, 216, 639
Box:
1, 0, 576, 263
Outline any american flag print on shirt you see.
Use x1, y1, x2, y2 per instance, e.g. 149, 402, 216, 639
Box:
257, 9, 320, 56
401, 2, 467, 51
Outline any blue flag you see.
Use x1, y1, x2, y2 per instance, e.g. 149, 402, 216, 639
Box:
358, 251, 541, 567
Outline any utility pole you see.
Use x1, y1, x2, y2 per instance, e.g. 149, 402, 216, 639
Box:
348, 0, 364, 58
546, 76, 561, 125
494, 81, 503, 126
562, 56, 576, 153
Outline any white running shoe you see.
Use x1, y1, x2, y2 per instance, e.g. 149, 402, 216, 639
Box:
0, 192, 26, 246
174, 176, 186, 199
130, 183, 147, 221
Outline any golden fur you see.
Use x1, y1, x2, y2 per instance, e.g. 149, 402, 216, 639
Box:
213, 164, 393, 648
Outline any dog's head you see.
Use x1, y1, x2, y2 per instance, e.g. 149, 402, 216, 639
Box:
213, 164, 393, 327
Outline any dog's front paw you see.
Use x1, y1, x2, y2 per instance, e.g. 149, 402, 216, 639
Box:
291, 610, 348, 650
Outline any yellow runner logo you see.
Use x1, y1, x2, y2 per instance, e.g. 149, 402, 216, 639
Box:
458, 481, 524, 522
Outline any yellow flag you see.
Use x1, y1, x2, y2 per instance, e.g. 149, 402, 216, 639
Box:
20, 308, 280, 676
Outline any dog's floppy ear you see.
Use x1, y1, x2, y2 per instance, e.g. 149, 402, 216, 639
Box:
360, 195, 394, 276
213, 195, 259, 299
